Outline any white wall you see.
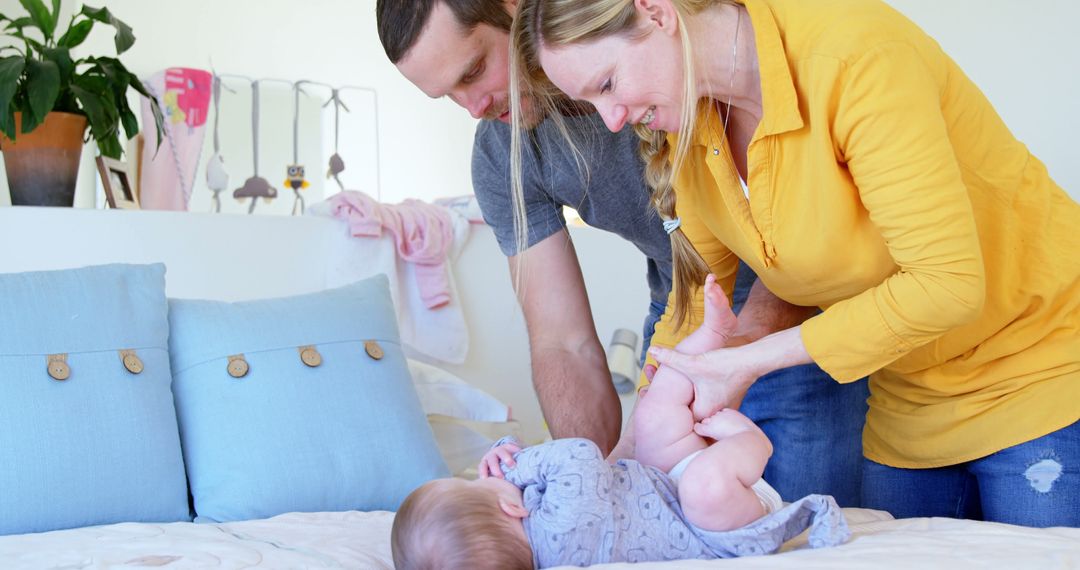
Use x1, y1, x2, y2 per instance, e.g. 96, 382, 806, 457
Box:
0, 0, 1075, 209
885, 0, 1078, 197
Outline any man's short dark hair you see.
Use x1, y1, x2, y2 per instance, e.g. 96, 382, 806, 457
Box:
377, 0, 514, 64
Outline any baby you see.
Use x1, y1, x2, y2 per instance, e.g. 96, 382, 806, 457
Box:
391, 276, 848, 568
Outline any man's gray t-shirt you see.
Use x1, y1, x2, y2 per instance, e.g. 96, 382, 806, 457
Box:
471, 114, 673, 306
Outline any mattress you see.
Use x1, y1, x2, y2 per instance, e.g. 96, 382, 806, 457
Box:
1, 509, 1077, 569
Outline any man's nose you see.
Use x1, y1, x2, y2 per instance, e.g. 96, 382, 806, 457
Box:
451, 90, 491, 119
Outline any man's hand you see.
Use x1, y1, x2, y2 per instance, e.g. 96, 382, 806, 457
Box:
732, 278, 818, 342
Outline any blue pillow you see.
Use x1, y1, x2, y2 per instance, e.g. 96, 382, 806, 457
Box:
0, 263, 190, 535
168, 274, 449, 522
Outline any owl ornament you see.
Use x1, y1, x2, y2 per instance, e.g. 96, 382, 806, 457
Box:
285, 164, 309, 215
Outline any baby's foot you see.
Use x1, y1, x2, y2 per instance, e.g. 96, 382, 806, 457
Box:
694, 408, 760, 440
702, 274, 738, 344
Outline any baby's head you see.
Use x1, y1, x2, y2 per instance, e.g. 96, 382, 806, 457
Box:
391, 476, 533, 570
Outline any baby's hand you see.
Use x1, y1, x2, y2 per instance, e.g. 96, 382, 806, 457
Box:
693, 408, 758, 440
478, 442, 521, 479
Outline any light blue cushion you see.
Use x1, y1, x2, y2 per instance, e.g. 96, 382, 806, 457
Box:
0, 263, 190, 536
168, 274, 449, 522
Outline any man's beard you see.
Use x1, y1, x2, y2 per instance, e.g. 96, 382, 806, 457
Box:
482, 98, 510, 121
485, 95, 581, 128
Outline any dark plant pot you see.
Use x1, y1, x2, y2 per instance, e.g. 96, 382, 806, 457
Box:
1, 112, 87, 207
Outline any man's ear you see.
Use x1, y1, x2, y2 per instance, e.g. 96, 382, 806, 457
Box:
634, 0, 679, 36
499, 497, 529, 519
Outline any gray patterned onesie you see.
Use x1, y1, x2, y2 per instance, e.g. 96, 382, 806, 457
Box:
496, 437, 849, 568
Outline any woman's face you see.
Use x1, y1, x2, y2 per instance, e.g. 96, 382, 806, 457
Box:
538, 19, 685, 133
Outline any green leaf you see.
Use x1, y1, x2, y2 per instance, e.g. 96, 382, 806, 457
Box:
118, 106, 138, 141
89, 56, 130, 90
0, 56, 27, 138
17, 0, 54, 40
147, 93, 164, 149
71, 75, 119, 146
6, 16, 35, 31
97, 132, 122, 158
57, 19, 92, 48
79, 6, 134, 54
71, 83, 122, 158
77, 79, 123, 159
41, 46, 72, 82
127, 72, 163, 149
18, 95, 42, 133
23, 58, 59, 130
24, 37, 46, 55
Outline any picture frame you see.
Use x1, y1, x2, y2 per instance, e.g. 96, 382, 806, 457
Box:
95, 155, 140, 210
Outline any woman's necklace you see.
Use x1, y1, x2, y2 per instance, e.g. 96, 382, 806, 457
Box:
710, 7, 741, 156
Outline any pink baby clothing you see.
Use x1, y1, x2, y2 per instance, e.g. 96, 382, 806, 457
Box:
327, 191, 455, 309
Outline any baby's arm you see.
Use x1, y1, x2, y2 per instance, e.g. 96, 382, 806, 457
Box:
482, 438, 608, 492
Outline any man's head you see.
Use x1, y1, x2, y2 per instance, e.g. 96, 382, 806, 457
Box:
377, 0, 518, 122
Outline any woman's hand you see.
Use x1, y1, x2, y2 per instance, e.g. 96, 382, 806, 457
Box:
478, 442, 521, 479
648, 345, 761, 420
649, 327, 814, 421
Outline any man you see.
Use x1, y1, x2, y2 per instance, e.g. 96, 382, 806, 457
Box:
376, 0, 868, 505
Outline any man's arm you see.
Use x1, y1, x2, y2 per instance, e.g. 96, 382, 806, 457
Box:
510, 230, 621, 455
730, 278, 819, 344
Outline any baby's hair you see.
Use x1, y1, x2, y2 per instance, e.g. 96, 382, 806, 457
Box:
391, 480, 533, 570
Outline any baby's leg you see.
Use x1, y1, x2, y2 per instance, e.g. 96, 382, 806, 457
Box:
634, 275, 737, 472
678, 409, 774, 532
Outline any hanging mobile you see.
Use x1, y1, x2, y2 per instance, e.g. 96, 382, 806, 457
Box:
284, 81, 310, 215
323, 88, 350, 192
205, 74, 230, 213
232, 79, 277, 214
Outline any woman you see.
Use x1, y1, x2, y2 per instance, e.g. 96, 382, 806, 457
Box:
508, 0, 1079, 526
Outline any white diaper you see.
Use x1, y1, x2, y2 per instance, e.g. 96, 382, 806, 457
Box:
667, 450, 784, 514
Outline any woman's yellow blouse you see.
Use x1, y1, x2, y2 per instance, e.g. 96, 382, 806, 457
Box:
648, 0, 1079, 468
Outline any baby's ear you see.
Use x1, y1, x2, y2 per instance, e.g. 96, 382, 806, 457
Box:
498, 497, 529, 519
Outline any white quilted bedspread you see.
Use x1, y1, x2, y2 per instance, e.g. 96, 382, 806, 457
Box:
1, 509, 1078, 569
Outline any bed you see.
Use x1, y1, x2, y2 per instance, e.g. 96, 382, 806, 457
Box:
2, 508, 1078, 569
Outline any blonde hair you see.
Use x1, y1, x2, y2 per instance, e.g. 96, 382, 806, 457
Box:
510, 0, 732, 327
391, 481, 533, 570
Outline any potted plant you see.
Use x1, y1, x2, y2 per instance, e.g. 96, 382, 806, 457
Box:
0, 1, 162, 206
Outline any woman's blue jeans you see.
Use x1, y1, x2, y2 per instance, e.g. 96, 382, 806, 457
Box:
641, 262, 869, 507
862, 420, 1080, 527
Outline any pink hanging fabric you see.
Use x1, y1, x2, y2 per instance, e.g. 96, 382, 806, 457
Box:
327, 191, 456, 309
138, 68, 213, 210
